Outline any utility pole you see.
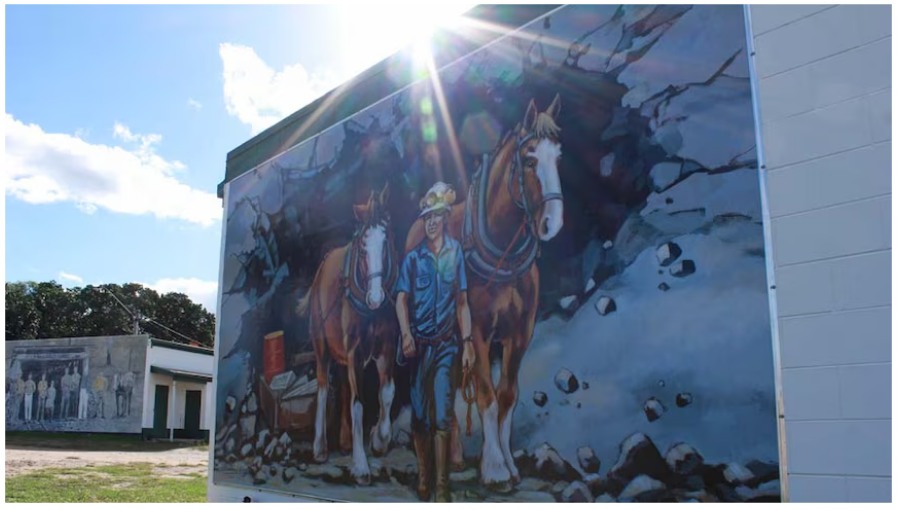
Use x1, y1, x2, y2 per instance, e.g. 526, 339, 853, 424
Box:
104, 287, 142, 335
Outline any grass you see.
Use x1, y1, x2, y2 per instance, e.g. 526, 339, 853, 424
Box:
5, 463, 207, 503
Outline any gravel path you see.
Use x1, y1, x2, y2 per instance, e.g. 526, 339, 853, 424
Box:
5, 445, 210, 478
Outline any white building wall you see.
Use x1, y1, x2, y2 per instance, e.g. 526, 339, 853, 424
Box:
749, 4, 891, 502
147, 344, 214, 374
170, 379, 210, 430
142, 371, 166, 429
141, 372, 210, 431
142, 343, 214, 432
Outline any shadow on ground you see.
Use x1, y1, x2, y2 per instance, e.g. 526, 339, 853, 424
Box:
6, 431, 208, 452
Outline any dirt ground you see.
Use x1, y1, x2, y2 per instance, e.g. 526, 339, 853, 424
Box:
5, 442, 210, 478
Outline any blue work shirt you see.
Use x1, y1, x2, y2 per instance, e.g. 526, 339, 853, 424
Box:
395, 235, 468, 340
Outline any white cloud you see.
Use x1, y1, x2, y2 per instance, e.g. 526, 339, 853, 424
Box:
148, 277, 218, 313
187, 98, 203, 111
5, 114, 222, 226
58, 271, 84, 284
219, 43, 339, 134
76, 202, 98, 214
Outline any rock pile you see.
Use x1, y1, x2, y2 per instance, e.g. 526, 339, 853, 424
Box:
513, 432, 778, 502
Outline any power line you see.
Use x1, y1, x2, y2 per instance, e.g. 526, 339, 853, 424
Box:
101, 287, 198, 344
102, 287, 140, 335
141, 316, 197, 344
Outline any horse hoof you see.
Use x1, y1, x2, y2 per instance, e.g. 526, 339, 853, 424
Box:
451, 461, 466, 473
313, 452, 328, 464
370, 429, 389, 457
354, 473, 372, 486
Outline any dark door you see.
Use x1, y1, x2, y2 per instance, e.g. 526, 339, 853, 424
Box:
184, 390, 202, 438
153, 385, 169, 437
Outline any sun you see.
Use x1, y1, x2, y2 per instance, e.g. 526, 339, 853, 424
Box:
332, 4, 474, 79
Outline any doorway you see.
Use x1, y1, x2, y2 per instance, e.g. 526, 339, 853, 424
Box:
153, 384, 169, 437
184, 390, 202, 439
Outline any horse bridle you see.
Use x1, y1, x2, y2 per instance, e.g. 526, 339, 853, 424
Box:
463, 129, 562, 284
508, 132, 564, 228
344, 219, 396, 315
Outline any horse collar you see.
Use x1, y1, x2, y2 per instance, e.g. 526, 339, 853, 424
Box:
463, 143, 540, 284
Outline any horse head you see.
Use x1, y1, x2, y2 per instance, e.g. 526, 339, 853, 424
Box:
352, 183, 392, 310
515, 93, 563, 241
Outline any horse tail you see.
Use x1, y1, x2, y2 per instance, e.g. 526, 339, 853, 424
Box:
296, 288, 312, 318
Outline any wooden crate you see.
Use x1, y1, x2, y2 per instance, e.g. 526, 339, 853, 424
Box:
258, 374, 317, 433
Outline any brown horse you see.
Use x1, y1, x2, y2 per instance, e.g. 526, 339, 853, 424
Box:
405, 95, 563, 489
297, 184, 399, 485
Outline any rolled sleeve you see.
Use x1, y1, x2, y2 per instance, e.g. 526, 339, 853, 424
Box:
395, 252, 413, 296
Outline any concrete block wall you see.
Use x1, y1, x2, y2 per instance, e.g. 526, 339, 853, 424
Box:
750, 4, 892, 502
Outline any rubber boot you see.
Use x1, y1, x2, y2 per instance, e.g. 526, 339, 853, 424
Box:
434, 430, 451, 502
412, 431, 433, 501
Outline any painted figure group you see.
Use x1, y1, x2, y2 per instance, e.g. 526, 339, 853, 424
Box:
297, 96, 564, 501
7, 365, 136, 423
8, 365, 82, 422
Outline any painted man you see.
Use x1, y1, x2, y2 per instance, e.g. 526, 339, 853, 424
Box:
5, 383, 10, 422
36, 373, 48, 421
94, 373, 109, 419
23, 373, 36, 422
60, 367, 72, 419
78, 385, 89, 420
395, 182, 475, 502
45, 381, 57, 420
121, 371, 135, 417
14, 374, 26, 423
71, 366, 82, 418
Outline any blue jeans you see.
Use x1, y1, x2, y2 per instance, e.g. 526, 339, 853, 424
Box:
410, 340, 459, 434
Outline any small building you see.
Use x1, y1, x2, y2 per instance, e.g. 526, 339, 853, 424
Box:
5, 334, 214, 440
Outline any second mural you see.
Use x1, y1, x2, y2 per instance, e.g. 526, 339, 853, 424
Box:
212, 4, 780, 502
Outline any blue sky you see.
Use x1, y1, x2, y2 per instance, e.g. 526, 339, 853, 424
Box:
4, 3, 471, 312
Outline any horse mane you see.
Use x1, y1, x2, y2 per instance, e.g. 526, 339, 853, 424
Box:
494, 129, 516, 158
534, 111, 561, 140
494, 109, 561, 158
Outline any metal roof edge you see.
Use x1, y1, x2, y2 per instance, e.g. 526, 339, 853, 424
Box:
149, 337, 214, 356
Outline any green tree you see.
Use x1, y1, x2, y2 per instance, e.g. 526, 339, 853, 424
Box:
32, 281, 83, 339
77, 285, 136, 337
146, 292, 215, 347
6, 280, 216, 347
5, 282, 39, 339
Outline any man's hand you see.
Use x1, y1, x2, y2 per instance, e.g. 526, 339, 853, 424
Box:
462, 339, 475, 371
402, 332, 417, 358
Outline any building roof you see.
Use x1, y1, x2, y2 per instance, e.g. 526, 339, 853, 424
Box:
150, 366, 213, 383
150, 337, 214, 356
219, 4, 559, 196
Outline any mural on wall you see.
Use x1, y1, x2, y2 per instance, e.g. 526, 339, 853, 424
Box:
6, 336, 146, 433
213, 5, 781, 502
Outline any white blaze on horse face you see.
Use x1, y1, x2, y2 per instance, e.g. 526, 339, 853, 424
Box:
531, 138, 564, 241
364, 224, 387, 309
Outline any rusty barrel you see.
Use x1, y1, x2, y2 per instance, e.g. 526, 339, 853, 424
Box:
262, 330, 285, 384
